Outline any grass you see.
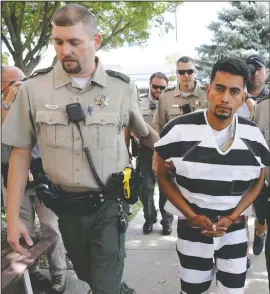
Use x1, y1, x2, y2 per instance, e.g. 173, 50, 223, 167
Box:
128, 200, 143, 222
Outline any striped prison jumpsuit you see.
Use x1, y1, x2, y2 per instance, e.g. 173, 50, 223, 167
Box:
155, 110, 270, 293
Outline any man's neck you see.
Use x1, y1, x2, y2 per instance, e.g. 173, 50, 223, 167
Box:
179, 82, 195, 93
206, 110, 233, 131
248, 86, 264, 98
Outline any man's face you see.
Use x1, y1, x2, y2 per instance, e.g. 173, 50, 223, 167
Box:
150, 77, 167, 100
176, 61, 195, 88
247, 65, 268, 91
1, 69, 25, 99
52, 22, 101, 76
206, 71, 246, 120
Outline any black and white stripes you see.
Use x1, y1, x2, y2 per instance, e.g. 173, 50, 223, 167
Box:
155, 110, 270, 218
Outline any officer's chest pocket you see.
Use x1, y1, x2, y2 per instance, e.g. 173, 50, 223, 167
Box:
168, 108, 182, 120
36, 110, 71, 148
231, 167, 258, 196
85, 113, 119, 149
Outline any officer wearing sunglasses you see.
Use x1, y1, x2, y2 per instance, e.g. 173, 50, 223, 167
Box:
138, 72, 175, 235
153, 56, 207, 130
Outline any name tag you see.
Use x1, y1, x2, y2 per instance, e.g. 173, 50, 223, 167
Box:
45, 104, 59, 110
172, 105, 179, 108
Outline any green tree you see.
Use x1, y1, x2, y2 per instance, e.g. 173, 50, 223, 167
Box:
195, 2, 270, 79
1, 52, 10, 65
2, 1, 181, 76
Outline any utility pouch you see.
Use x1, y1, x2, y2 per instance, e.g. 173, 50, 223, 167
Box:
31, 159, 60, 215
107, 167, 142, 205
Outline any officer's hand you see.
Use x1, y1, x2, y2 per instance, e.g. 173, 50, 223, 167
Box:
5, 81, 23, 104
7, 219, 33, 257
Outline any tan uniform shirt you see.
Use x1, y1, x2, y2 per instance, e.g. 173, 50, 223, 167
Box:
2, 58, 149, 191
153, 82, 206, 128
139, 93, 158, 129
254, 97, 270, 184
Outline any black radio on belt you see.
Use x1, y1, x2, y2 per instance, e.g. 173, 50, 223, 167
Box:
66, 103, 85, 122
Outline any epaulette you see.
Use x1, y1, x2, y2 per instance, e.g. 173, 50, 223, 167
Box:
106, 70, 130, 84
28, 67, 54, 79
165, 86, 175, 92
257, 95, 270, 104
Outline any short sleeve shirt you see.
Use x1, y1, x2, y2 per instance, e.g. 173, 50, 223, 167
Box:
153, 82, 206, 128
2, 58, 148, 191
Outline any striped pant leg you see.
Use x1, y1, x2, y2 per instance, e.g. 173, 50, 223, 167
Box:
214, 227, 247, 294
177, 224, 215, 294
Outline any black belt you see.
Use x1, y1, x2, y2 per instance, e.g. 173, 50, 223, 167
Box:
57, 188, 115, 213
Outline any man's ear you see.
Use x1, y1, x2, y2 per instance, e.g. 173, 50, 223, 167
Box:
240, 87, 247, 106
206, 84, 211, 102
93, 34, 102, 51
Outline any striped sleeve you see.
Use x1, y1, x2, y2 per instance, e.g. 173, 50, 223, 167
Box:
154, 111, 205, 161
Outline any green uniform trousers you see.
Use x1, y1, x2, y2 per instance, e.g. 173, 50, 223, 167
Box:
58, 199, 128, 294
138, 146, 174, 225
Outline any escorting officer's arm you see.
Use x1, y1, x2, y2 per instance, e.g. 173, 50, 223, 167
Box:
2, 83, 36, 256
128, 84, 159, 149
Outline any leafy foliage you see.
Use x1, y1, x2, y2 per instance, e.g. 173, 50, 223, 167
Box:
2, 1, 180, 75
195, 2, 270, 79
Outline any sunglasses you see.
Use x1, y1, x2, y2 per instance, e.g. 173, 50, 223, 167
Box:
177, 69, 194, 75
151, 84, 166, 90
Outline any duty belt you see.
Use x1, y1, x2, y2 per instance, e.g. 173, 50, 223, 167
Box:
57, 188, 115, 213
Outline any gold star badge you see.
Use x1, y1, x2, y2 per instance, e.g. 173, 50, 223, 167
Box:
95, 94, 109, 108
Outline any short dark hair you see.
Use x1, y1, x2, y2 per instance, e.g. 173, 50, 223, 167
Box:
149, 72, 168, 84
210, 57, 249, 87
52, 4, 97, 35
176, 56, 194, 65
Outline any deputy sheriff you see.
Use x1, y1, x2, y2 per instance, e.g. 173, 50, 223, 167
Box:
2, 4, 159, 294
153, 56, 206, 131
139, 72, 173, 235
254, 94, 270, 290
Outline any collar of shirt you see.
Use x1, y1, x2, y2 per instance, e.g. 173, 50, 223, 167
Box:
147, 92, 158, 104
53, 56, 107, 89
173, 81, 201, 98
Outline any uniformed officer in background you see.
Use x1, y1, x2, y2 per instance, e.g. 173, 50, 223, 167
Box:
152, 56, 206, 234
139, 72, 171, 234
2, 4, 159, 294
254, 94, 270, 289
245, 54, 269, 257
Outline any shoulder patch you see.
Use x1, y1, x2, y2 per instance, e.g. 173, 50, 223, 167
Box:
257, 95, 270, 105
106, 70, 130, 84
165, 86, 175, 92
28, 67, 54, 79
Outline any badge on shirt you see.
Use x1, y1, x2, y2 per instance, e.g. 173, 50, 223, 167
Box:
95, 94, 109, 107
172, 104, 179, 108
